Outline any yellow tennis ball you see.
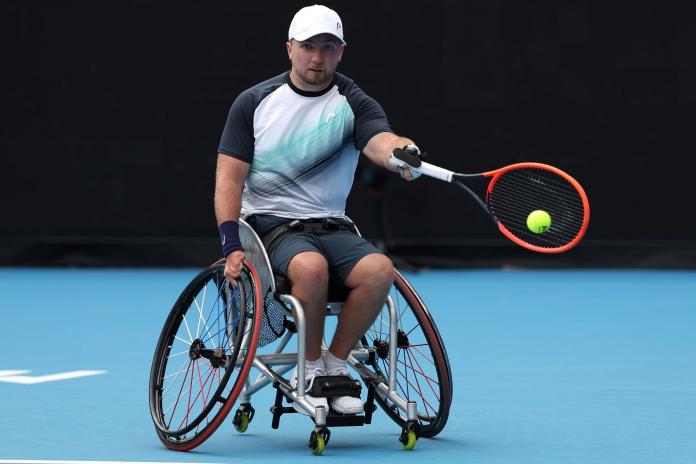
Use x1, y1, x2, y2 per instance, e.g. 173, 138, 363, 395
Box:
527, 210, 552, 233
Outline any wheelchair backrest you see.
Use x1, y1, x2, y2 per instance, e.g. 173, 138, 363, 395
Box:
238, 218, 276, 297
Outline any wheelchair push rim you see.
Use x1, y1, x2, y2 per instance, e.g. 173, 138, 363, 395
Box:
148, 262, 263, 450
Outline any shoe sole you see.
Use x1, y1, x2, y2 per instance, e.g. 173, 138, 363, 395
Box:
330, 404, 364, 415
292, 398, 329, 416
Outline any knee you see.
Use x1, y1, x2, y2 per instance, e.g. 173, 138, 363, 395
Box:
288, 252, 329, 290
349, 254, 394, 290
371, 255, 395, 289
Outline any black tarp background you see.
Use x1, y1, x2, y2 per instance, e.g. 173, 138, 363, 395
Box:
2, 1, 695, 266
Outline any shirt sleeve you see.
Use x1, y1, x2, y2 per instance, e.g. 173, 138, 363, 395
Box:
217, 90, 256, 163
345, 82, 393, 151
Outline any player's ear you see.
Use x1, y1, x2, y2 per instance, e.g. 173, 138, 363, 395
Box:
286, 41, 293, 60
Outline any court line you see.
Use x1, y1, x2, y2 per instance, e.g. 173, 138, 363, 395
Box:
0, 370, 107, 384
0, 461, 221, 464
0, 370, 31, 377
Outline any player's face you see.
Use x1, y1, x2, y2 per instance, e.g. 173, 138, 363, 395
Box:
287, 34, 344, 91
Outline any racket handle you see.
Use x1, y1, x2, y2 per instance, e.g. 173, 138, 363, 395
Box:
414, 161, 454, 182
387, 154, 455, 182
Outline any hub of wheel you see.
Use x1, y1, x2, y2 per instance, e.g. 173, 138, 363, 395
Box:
189, 339, 204, 360
373, 339, 389, 359
396, 329, 409, 348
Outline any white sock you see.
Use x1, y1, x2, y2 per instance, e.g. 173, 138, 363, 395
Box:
305, 357, 325, 372
323, 350, 347, 371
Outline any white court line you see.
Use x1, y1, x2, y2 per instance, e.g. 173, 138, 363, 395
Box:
0, 371, 107, 384
0, 461, 221, 464
0, 370, 31, 377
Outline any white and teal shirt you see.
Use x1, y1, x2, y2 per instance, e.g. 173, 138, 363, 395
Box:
218, 71, 392, 219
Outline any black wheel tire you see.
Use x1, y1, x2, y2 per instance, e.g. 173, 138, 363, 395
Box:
149, 262, 263, 451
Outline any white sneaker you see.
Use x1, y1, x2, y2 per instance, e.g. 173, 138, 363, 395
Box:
289, 365, 329, 416
325, 366, 364, 414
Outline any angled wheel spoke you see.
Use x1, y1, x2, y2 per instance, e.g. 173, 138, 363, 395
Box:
408, 343, 435, 364
405, 348, 438, 417
181, 314, 194, 343
167, 349, 191, 360
176, 363, 216, 430
402, 344, 410, 398
193, 293, 217, 349
149, 263, 269, 447
174, 335, 191, 345
362, 273, 451, 439
165, 360, 193, 427
194, 284, 207, 339
162, 357, 193, 397
396, 355, 439, 385
395, 361, 438, 416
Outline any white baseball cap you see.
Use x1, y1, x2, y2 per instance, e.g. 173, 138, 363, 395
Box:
288, 5, 346, 45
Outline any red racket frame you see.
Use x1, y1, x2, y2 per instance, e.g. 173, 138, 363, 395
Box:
484, 162, 590, 253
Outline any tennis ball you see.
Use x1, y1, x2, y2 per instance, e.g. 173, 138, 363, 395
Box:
527, 210, 552, 233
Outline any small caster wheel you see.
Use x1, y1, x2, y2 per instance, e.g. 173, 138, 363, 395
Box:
400, 428, 417, 450
308, 428, 330, 456
232, 403, 255, 433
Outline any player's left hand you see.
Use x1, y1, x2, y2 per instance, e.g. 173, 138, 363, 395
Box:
224, 250, 245, 282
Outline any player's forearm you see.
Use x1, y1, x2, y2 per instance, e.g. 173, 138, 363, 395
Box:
214, 155, 248, 225
214, 180, 242, 224
364, 132, 415, 172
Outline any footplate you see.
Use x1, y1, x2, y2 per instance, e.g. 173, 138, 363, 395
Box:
307, 375, 362, 398
321, 411, 366, 427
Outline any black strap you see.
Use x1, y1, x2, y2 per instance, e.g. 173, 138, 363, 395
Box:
261, 220, 302, 256
261, 218, 355, 258
306, 375, 362, 398
393, 146, 423, 168
250, 217, 356, 297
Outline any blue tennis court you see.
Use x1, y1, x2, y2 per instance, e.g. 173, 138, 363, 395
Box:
1, 268, 694, 463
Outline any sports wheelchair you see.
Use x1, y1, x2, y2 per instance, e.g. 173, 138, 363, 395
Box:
149, 219, 452, 455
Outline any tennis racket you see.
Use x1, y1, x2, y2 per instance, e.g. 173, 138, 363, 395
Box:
391, 154, 590, 253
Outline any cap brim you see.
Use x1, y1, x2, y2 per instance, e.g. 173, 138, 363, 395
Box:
290, 28, 346, 45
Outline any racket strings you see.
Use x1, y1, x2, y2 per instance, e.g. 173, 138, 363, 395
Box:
492, 182, 585, 223
487, 169, 586, 249
494, 174, 586, 208
491, 185, 585, 226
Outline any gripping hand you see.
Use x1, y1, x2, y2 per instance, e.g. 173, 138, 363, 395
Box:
388, 144, 426, 180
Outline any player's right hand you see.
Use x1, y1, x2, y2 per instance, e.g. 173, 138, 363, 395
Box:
224, 250, 245, 282
389, 145, 425, 180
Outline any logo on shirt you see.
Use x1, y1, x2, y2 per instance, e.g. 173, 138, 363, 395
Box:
325, 112, 336, 123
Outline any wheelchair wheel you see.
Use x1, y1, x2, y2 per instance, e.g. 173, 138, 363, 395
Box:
149, 262, 262, 451
362, 270, 452, 438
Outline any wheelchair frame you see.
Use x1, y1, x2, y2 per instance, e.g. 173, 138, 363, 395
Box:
149, 219, 452, 455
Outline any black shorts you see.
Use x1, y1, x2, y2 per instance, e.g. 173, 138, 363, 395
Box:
246, 215, 384, 295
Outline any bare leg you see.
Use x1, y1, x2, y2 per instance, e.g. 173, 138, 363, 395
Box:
328, 253, 394, 359
287, 251, 329, 361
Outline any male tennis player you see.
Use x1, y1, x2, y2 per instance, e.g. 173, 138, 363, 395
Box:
214, 5, 422, 415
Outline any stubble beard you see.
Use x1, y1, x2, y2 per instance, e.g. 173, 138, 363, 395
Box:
299, 67, 333, 88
